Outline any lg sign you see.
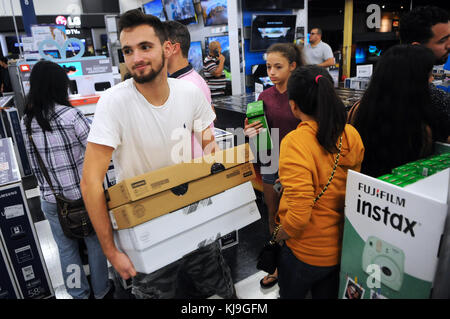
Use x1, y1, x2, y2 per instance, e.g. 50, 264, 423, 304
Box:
55, 16, 81, 28
56, 16, 67, 25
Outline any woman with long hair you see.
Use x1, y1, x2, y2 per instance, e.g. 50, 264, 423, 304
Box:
21, 60, 112, 299
349, 44, 436, 177
244, 43, 304, 288
274, 65, 364, 298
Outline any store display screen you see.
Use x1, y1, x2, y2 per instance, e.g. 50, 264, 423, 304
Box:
252, 64, 273, 89
43, 50, 60, 59
200, 0, 227, 26
243, 0, 304, 10
188, 41, 203, 73
163, 0, 197, 25
143, 0, 167, 21
205, 35, 230, 72
250, 15, 297, 52
58, 61, 83, 77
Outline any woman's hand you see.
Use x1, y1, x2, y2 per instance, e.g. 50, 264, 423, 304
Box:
244, 118, 263, 138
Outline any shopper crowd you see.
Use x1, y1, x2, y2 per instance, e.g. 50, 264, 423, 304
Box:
17, 5, 449, 299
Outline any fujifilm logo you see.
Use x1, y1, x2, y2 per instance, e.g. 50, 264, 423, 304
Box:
358, 183, 406, 207
356, 195, 418, 237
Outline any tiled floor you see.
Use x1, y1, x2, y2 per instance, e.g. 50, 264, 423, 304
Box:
26, 179, 279, 299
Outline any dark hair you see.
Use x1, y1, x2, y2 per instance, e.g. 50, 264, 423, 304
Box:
399, 6, 449, 44
352, 44, 435, 177
24, 60, 71, 134
163, 20, 190, 58
266, 43, 305, 69
287, 65, 346, 153
118, 9, 167, 44
0, 56, 8, 64
310, 27, 322, 35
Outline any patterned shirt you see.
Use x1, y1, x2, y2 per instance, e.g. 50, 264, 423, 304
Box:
21, 105, 90, 203
203, 55, 226, 97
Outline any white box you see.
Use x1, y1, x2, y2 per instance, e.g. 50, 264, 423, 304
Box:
114, 182, 260, 274
214, 128, 234, 150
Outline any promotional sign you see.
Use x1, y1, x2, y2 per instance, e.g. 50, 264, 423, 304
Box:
0, 184, 53, 298
0, 138, 21, 186
0, 241, 21, 299
19, 0, 37, 36
339, 170, 448, 299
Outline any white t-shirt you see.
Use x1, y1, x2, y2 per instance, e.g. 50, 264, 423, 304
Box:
87, 78, 216, 182
304, 41, 334, 66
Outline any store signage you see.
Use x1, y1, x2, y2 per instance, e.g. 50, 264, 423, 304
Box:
55, 15, 67, 25
66, 29, 80, 35
366, 4, 381, 29
55, 15, 81, 28
20, 0, 37, 36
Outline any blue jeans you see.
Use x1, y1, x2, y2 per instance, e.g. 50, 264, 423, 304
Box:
278, 243, 340, 299
41, 199, 111, 299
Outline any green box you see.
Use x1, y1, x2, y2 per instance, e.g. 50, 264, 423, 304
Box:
246, 100, 273, 152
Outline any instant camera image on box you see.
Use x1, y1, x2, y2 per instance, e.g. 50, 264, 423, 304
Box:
338, 170, 447, 299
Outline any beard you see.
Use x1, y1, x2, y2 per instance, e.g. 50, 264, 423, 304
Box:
132, 53, 165, 84
435, 52, 449, 65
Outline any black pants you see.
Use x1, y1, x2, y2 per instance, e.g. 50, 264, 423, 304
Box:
132, 241, 235, 299
278, 244, 340, 299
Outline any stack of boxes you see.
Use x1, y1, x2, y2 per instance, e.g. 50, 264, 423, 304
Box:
378, 152, 450, 187
107, 144, 261, 274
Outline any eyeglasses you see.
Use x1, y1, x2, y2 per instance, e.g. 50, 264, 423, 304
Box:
310, 33, 320, 35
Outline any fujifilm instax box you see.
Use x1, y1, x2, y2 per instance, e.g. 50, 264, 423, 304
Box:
339, 170, 448, 299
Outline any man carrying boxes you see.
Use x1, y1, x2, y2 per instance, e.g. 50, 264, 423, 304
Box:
80, 9, 244, 299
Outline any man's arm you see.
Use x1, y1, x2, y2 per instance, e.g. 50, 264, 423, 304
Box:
318, 57, 335, 68
212, 54, 225, 77
81, 142, 136, 280
196, 126, 219, 155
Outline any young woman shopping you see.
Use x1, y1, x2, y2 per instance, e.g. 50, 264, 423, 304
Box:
244, 43, 304, 289
21, 61, 113, 299
348, 44, 437, 177
274, 65, 364, 298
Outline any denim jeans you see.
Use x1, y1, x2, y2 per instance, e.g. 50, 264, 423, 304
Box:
278, 243, 340, 299
41, 199, 111, 299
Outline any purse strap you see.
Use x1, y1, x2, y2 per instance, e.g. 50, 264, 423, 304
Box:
27, 133, 57, 196
271, 134, 343, 242
313, 134, 343, 204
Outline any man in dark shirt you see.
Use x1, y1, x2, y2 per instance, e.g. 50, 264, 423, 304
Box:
0, 57, 12, 94
400, 6, 450, 142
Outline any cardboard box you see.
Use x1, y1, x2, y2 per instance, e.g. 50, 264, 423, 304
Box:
114, 182, 260, 274
109, 162, 256, 229
339, 170, 448, 299
106, 143, 253, 210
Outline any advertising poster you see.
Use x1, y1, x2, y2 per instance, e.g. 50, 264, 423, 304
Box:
339, 170, 448, 299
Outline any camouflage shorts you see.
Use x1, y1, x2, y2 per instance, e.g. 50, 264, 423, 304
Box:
131, 241, 235, 299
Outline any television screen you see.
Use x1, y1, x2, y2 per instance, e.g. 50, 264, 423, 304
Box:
200, 0, 228, 26
81, 0, 120, 13
188, 41, 203, 73
5, 36, 23, 54
250, 15, 297, 52
205, 35, 230, 72
43, 50, 60, 59
143, 0, 167, 21
243, 0, 304, 10
251, 64, 273, 90
163, 0, 197, 25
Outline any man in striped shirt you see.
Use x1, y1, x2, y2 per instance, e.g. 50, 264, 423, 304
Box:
203, 41, 226, 97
